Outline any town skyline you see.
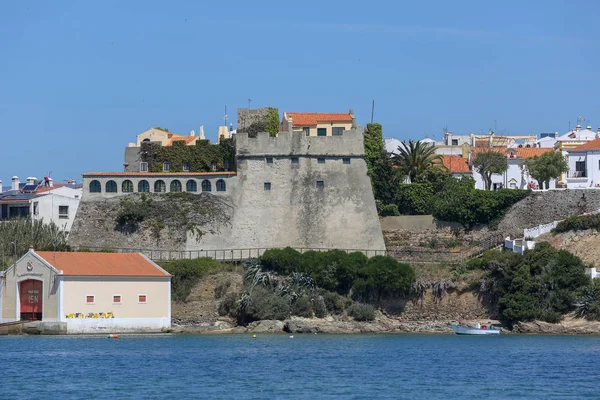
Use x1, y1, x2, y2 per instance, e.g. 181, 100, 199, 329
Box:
2, 0, 600, 181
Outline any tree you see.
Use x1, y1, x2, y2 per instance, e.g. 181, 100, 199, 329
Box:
363, 123, 396, 205
472, 150, 508, 190
391, 140, 444, 183
265, 107, 280, 137
522, 151, 568, 190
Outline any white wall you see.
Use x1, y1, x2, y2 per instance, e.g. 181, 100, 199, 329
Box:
31, 193, 81, 233
567, 150, 600, 189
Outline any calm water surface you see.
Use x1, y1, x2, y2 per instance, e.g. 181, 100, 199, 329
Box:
2, 334, 599, 399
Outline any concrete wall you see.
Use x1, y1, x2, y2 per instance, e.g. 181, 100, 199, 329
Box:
62, 277, 170, 319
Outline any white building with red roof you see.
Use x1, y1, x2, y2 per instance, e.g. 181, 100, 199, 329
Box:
566, 137, 600, 189
0, 249, 171, 333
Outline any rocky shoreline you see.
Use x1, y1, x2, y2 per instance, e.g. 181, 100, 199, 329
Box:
171, 315, 600, 335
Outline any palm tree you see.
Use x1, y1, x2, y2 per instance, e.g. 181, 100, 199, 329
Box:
392, 140, 444, 182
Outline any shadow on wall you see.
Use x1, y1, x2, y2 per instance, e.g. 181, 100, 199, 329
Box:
380, 215, 463, 232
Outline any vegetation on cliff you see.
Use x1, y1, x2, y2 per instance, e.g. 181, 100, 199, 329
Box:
0, 219, 67, 270
114, 192, 232, 245
470, 243, 590, 326
554, 213, 600, 233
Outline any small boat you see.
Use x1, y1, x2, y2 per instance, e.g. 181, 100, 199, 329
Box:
449, 322, 500, 335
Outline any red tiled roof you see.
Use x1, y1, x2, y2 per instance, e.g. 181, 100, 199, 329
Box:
166, 134, 198, 146
286, 112, 352, 127
572, 137, 600, 151
440, 155, 471, 173
83, 172, 236, 177
35, 251, 170, 277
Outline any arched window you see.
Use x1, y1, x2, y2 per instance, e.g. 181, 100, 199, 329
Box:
216, 179, 226, 192
170, 180, 182, 192
154, 180, 166, 193
201, 180, 211, 192
106, 180, 117, 193
186, 180, 197, 192
138, 180, 150, 193
122, 180, 134, 193
89, 180, 101, 193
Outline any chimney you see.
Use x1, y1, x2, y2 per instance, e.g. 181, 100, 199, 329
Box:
189, 130, 196, 137
587, 126, 592, 131
11, 176, 19, 191
48, 178, 54, 187
0, 180, 3, 194
199, 126, 205, 140
349, 108, 356, 129
576, 124, 582, 131
26, 177, 37, 185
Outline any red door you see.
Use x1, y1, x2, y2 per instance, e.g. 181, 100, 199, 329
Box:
20, 280, 43, 321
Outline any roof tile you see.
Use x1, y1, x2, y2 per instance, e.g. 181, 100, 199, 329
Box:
440, 155, 471, 173
35, 251, 170, 277
286, 112, 352, 127
572, 137, 600, 151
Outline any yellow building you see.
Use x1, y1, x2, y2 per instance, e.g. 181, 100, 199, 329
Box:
0, 249, 171, 333
280, 110, 356, 136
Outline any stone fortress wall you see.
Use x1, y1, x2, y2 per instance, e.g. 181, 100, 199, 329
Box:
70, 128, 386, 253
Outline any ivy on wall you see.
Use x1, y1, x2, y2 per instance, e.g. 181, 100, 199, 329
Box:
140, 138, 236, 173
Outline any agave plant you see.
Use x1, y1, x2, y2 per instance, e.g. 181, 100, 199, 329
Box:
574, 280, 600, 320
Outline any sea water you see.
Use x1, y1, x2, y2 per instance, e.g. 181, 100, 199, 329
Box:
1, 334, 599, 399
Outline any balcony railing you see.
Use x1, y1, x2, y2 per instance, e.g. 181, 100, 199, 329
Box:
568, 171, 587, 179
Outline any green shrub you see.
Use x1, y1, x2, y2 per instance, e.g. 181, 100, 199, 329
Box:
214, 279, 232, 299
555, 213, 600, 233
377, 202, 401, 217
322, 290, 345, 314
259, 247, 302, 275
218, 293, 239, 316
238, 286, 291, 323
312, 295, 328, 318
292, 295, 313, 318
347, 303, 376, 321
575, 280, 600, 320
396, 184, 434, 215
352, 256, 415, 302
162, 258, 226, 302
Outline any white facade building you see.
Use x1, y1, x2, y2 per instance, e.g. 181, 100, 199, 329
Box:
566, 137, 600, 189
31, 187, 82, 233
471, 147, 555, 190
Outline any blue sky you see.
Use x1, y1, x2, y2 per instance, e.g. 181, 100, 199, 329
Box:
1, 0, 599, 182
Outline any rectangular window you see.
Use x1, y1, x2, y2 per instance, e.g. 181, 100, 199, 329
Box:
86, 295, 95, 304
576, 161, 585, 171
266, 157, 274, 164
58, 205, 69, 219
183, 162, 190, 172
332, 127, 344, 136
317, 128, 327, 137
139, 162, 148, 172
316, 181, 325, 189
291, 157, 299, 164
33, 202, 39, 215
317, 158, 325, 164
343, 158, 351, 165
138, 294, 147, 304
264, 182, 271, 191
303, 127, 310, 136
163, 161, 170, 172
113, 295, 122, 304
452, 139, 459, 146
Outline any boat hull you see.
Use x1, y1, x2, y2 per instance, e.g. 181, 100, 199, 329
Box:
449, 324, 500, 335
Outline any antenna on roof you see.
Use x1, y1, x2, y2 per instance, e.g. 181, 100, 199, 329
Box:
371, 100, 375, 124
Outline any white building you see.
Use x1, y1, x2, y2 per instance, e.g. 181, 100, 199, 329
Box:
566, 137, 600, 189
471, 147, 555, 190
0, 176, 82, 234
